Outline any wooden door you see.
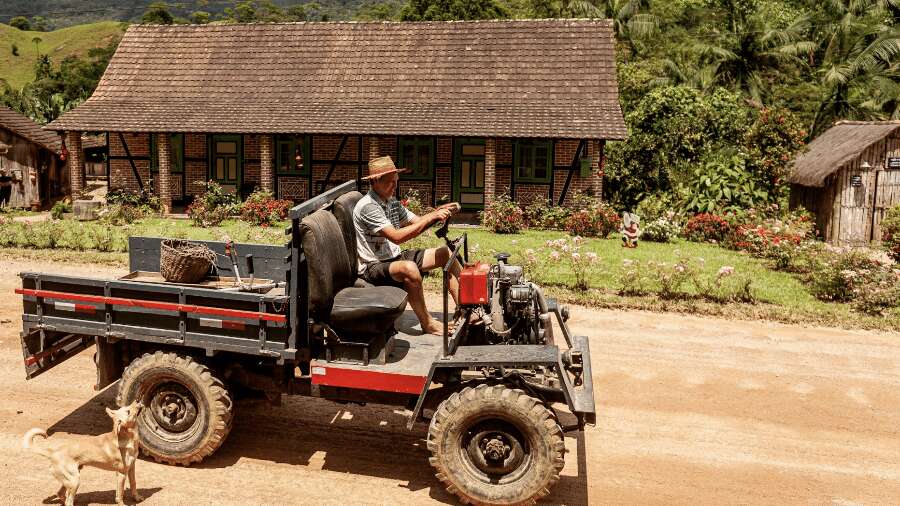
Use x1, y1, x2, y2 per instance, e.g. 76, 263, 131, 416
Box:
209, 135, 242, 195
871, 169, 900, 241
453, 140, 485, 210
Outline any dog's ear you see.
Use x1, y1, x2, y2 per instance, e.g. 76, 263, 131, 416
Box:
106, 407, 116, 419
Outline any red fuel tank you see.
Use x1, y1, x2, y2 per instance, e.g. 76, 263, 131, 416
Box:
459, 262, 491, 306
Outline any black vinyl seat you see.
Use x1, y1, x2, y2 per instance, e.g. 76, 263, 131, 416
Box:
299, 208, 406, 338
332, 191, 375, 288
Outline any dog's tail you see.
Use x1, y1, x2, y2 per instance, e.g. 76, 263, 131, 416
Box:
22, 428, 51, 458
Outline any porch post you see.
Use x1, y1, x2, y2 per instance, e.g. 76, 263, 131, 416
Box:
260, 135, 273, 193
65, 131, 84, 197
590, 139, 603, 201
157, 133, 172, 214
484, 138, 496, 203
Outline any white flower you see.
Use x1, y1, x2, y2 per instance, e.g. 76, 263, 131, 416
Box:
572, 236, 585, 245
675, 265, 685, 273
571, 252, 581, 261
623, 259, 634, 267
718, 266, 734, 277
586, 252, 599, 263
511, 239, 518, 245
550, 251, 561, 261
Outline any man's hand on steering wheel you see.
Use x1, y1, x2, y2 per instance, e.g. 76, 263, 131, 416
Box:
429, 202, 460, 225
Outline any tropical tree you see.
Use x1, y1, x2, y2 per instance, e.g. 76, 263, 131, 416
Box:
688, 0, 814, 104
400, 0, 509, 20
142, 2, 175, 24
535, 0, 659, 56
9, 16, 30, 31
808, 0, 900, 136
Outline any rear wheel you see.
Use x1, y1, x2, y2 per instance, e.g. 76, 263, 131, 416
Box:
427, 384, 565, 505
117, 351, 233, 465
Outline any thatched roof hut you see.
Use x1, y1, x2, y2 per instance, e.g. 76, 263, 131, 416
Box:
790, 121, 900, 244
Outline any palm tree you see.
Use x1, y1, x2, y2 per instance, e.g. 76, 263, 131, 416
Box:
808, 0, 900, 136
689, 0, 814, 104
556, 0, 660, 56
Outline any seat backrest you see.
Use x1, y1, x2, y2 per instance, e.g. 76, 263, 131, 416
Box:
332, 190, 364, 272
299, 209, 354, 320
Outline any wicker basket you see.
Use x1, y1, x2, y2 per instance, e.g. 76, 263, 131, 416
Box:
159, 239, 216, 284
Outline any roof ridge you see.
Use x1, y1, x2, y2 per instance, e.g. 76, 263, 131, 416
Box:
834, 120, 900, 125
131, 18, 614, 28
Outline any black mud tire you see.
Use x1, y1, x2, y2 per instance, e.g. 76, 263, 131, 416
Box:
116, 351, 233, 466
427, 384, 565, 505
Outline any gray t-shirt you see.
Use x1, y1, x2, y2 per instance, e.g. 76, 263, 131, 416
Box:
353, 190, 418, 274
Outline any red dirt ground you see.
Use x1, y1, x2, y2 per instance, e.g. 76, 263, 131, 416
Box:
1, 257, 899, 505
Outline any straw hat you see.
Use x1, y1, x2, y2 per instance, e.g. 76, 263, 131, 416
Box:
363, 156, 408, 180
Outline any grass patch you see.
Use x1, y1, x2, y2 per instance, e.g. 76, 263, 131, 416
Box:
409, 227, 900, 332
1, 219, 896, 331
0, 247, 127, 267
0, 22, 125, 89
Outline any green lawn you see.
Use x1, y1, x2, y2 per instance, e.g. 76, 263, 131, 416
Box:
0, 22, 125, 89
1, 218, 896, 331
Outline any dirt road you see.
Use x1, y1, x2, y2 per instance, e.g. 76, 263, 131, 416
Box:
1, 257, 899, 505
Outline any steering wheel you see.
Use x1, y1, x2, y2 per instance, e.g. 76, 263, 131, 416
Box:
434, 203, 461, 246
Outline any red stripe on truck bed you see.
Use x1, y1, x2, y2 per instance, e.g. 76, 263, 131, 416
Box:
310, 363, 426, 395
15, 288, 286, 323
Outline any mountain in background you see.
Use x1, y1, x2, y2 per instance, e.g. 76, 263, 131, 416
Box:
0, 21, 124, 89
1, 0, 374, 29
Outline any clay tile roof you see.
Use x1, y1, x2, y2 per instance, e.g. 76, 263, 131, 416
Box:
0, 106, 61, 153
46, 20, 626, 139
790, 121, 900, 187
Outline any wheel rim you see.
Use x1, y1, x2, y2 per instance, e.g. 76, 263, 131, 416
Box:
459, 418, 531, 484
140, 379, 203, 444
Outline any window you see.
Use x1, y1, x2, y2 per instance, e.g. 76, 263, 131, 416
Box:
150, 133, 184, 173
399, 137, 434, 180
275, 135, 310, 175
514, 140, 551, 183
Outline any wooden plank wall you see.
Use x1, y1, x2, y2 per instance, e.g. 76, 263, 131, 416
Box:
829, 132, 900, 245
871, 132, 900, 242
0, 131, 40, 208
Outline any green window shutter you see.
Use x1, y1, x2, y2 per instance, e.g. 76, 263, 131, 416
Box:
149, 134, 183, 173
171, 134, 184, 173
580, 156, 592, 177
149, 133, 158, 172
399, 137, 434, 180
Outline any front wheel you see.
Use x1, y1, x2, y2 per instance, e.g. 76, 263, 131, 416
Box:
117, 351, 233, 465
427, 384, 565, 505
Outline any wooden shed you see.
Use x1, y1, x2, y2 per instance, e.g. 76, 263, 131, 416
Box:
790, 121, 900, 245
0, 106, 65, 209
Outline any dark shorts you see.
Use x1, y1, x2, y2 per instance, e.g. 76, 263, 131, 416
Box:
361, 248, 427, 287
0, 185, 10, 205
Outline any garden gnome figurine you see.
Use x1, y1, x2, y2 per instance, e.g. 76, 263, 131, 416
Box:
621, 212, 640, 248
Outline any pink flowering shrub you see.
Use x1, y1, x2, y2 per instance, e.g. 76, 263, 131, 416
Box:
617, 256, 754, 302
545, 236, 600, 290
564, 202, 620, 238
810, 249, 897, 304
480, 193, 525, 234
882, 204, 900, 262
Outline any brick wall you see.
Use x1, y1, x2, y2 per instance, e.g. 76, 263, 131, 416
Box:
550, 139, 601, 206
109, 132, 150, 193
106, 131, 605, 207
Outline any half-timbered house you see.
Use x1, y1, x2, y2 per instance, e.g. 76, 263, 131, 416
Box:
46, 20, 626, 213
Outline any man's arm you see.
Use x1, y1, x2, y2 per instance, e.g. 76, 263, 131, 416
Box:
380, 207, 452, 244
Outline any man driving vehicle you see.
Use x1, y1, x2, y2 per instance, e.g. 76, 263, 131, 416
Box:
353, 156, 462, 335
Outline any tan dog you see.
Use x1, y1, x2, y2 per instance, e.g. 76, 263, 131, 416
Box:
23, 402, 144, 506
